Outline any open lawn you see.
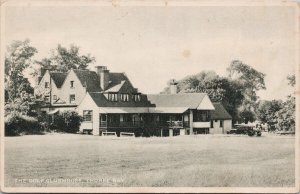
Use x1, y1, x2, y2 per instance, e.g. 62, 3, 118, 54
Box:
4, 134, 295, 187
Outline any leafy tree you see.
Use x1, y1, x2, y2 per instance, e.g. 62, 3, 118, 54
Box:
34, 44, 95, 75
227, 60, 266, 123
5, 39, 37, 102
256, 100, 283, 130
276, 74, 295, 131
276, 95, 295, 131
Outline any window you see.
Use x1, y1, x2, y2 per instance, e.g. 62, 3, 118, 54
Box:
70, 94, 76, 104
70, 81, 74, 88
45, 82, 49, 88
133, 94, 141, 102
83, 110, 93, 122
120, 94, 129, 102
108, 93, 118, 101
210, 120, 214, 128
53, 95, 57, 100
44, 96, 50, 103
220, 120, 224, 128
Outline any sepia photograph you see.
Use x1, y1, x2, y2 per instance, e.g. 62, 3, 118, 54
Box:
0, 0, 299, 193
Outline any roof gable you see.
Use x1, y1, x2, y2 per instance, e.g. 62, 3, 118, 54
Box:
73, 70, 101, 92
211, 103, 232, 120
197, 95, 215, 110
106, 73, 137, 93
49, 72, 68, 88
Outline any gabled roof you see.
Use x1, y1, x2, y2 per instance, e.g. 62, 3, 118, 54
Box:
211, 103, 232, 120
147, 93, 210, 109
49, 72, 67, 88
89, 92, 153, 107
73, 70, 101, 92
106, 73, 138, 93
105, 80, 126, 93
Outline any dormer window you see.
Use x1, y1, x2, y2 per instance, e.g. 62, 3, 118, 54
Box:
70, 81, 74, 88
108, 93, 118, 102
120, 94, 129, 102
45, 82, 49, 88
133, 94, 141, 102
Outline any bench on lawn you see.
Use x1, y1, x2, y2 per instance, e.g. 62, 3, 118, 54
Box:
82, 129, 92, 135
101, 132, 117, 137
120, 132, 135, 137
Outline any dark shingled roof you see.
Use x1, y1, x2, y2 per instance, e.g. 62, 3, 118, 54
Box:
147, 93, 206, 109
47, 69, 138, 93
106, 73, 138, 93
211, 103, 232, 120
49, 72, 68, 88
73, 70, 101, 92
89, 92, 153, 107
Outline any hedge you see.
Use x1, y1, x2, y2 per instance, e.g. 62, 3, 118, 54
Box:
5, 113, 44, 136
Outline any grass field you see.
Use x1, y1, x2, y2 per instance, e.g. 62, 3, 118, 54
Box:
4, 134, 295, 187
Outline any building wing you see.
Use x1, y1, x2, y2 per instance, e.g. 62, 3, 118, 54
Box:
211, 103, 232, 120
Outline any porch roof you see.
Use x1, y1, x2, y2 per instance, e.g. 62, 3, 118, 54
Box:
149, 107, 189, 114
99, 107, 149, 114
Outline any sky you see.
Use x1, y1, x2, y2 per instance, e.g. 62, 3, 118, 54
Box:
4, 3, 297, 100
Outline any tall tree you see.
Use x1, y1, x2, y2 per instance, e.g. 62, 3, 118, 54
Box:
5, 39, 37, 101
34, 44, 95, 74
276, 74, 295, 131
227, 60, 266, 123
256, 100, 283, 131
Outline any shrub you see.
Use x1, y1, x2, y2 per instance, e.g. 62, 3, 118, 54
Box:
5, 113, 44, 136
51, 110, 83, 133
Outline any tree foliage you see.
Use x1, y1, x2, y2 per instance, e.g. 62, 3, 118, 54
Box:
227, 60, 266, 123
51, 111, 83, 133
5, 39, 37, 101
34, 44, 95, 74
276, 95, 295, 131
256, 100, 283, 130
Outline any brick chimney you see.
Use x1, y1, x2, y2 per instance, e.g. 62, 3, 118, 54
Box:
169, 79, 178, 94
95, 66, 110, 90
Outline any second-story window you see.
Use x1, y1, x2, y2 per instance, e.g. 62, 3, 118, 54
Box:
133, 94, 141, 102
44, 95, 50, 103
45, 82, 49, 88
70, 81, 74, 88
120, 94, 129, 102
70, 94, 76, 104
108, 93, 118, 102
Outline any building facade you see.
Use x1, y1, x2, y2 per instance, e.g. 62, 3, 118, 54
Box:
35, 66, 232, 136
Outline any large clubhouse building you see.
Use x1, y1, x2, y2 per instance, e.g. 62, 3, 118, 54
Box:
35, 66, 232, 136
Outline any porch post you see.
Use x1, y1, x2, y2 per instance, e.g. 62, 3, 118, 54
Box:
189, 109, 193, 135
169, 129, 173, 137
160, 128, 163, 137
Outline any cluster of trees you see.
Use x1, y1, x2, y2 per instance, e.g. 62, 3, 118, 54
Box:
256, 75, 295, 131
162, 61, 295, 131
4, 39, 94, 136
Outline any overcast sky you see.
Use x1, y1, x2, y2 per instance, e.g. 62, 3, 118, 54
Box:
4, 4, 297, 100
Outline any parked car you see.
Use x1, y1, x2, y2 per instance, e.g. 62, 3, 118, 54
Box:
227, 124, 261, 137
